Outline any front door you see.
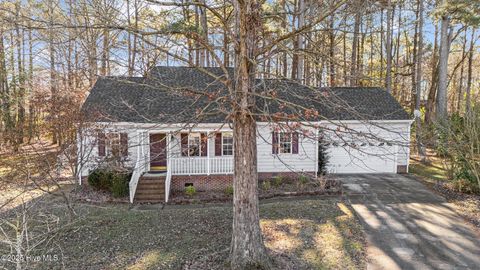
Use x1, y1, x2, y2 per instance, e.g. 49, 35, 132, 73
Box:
150, 133, 167, 172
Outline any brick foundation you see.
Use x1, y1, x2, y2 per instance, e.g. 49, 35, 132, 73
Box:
258, 171, 316, 180
171, 174, 233, 192
397, 165, 408, 174
171, 171, 316, 192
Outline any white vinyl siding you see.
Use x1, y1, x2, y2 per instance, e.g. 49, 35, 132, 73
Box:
78, 120, 411, 178
256, 124, 317, 173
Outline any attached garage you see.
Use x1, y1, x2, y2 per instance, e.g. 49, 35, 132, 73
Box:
322, 120, 412, 174
326, 143, 398, 173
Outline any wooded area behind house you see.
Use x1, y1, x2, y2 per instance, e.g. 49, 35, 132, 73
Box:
0, 0, 478, 150
1, 1, 480, 269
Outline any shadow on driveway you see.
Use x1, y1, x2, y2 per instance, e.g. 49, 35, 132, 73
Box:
340, 173, 480, 270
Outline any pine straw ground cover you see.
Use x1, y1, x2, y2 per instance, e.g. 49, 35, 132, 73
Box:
0, 197, 365, 270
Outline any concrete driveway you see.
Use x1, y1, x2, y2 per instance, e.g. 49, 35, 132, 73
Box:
339, 174, 480, 270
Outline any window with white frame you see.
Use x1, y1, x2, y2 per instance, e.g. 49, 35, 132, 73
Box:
106, 133, 121, 157
222, 133, 233, 156
278, 132, 292, 154
98, 132, 128, 159
188, 133, 201, 156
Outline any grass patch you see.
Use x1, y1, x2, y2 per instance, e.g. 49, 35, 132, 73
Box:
0, 198, 365, 269
409, 155, 448, 185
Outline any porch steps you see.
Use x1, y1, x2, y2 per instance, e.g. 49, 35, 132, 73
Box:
134, 174, 166, 203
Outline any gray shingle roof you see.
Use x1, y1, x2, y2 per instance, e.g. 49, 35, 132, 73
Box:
81, 66, 410, 123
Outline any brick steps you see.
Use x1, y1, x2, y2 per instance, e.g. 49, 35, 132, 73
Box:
134, 174, 166, 203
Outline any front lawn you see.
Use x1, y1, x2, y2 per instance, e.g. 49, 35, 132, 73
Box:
0, 197, 365, 269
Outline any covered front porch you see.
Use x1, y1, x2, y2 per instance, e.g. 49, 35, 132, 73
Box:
129, 130, 234, 203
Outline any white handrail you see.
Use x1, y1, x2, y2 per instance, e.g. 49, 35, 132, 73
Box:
165, 158, 172, 202
129, 131, 144, 203
129, 159, 142, 203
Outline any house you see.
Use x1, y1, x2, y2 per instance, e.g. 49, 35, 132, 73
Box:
77, 66, 412, 203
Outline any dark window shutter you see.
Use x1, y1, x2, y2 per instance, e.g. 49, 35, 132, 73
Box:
200, 133, 208, 156
292, 132, 299, 154
181, 133, 188, 156
120, 133, 128, 157
272, 132, 278, 154
215, 133, 222, 156
98, 132, 106, 157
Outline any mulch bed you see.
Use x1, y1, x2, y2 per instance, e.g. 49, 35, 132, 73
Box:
70, 184, 129, 204
433, 182, 480, 228
70, 177, 342, 205
169, 177, 341, 205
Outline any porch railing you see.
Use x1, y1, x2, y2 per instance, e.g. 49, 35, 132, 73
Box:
170, 156, 234, 175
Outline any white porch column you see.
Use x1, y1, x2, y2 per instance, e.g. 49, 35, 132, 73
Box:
140, 131, 147, 173
207, 131, 211, 175
136, 130, 142, 169
167, 132, 171, 167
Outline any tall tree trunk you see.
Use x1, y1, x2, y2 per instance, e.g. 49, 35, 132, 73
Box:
329, 12, 335, 86
411, 6, 419, 113
194, 5, 200, 66
48, 1, 58, 144
291, 0, 298, 80
0, 29, 13, 144
368, 14, 374, 84
230, 0, 270, 268
280, 0, 287, 77
358, 22, 365, 85
101, 29, 110, 76
425, 21, 439, 124
131, 0, 139, 72
465, 28, 475, 113
456, 29, 467, 113
127, 0, 133, 74
296, 0, 305, 82
27, 24, 34, 143
392, 3, 401, 97
385, 0, 392, 93
15, 2, 25, 145
222, 0, 229, 66
350, 4, 361, 86
380, 8, 384, 84
436, 14, 451, 121
414, 0, 425, 160
198, 0, 209, 67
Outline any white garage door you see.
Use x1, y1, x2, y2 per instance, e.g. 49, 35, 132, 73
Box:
326, 143, 397, 173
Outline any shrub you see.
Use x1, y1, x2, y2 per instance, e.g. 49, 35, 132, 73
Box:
299, 175, 309, 185
434, 110, 480, 194
273, 176, 283, 187
185, 185, 196, 196
111, 172, 131, 198
88, 168, 110, 190
224, 186, 234, 196
261, 180, 271, 191
88, 168, 131, 197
